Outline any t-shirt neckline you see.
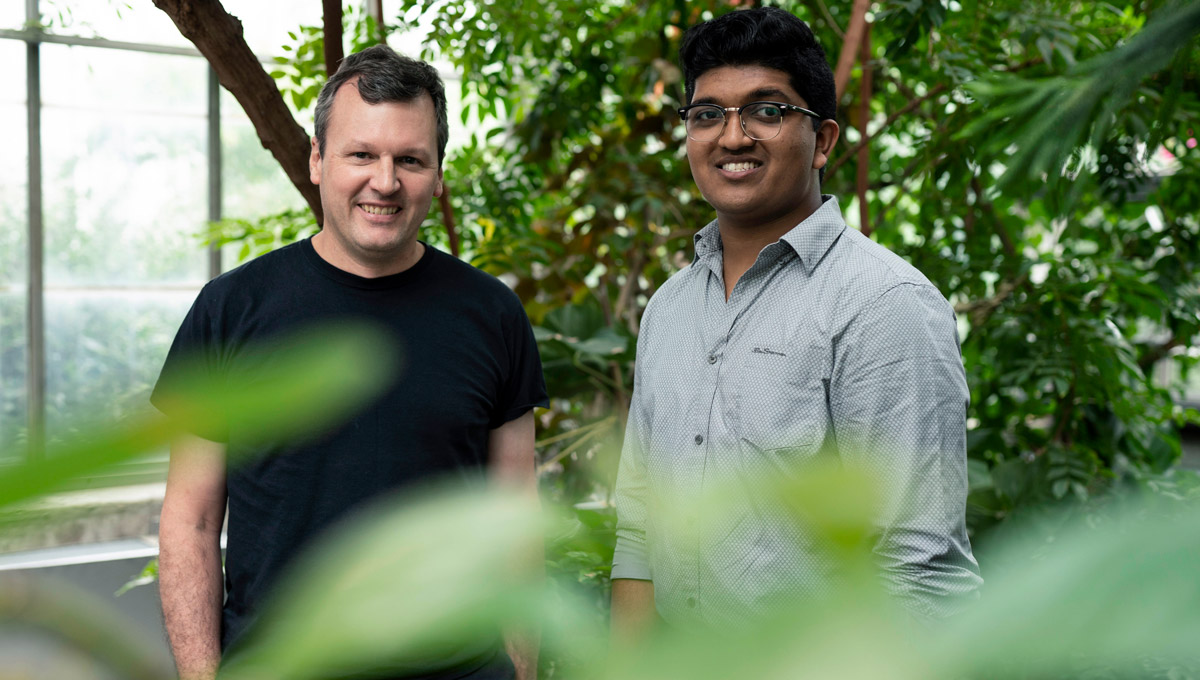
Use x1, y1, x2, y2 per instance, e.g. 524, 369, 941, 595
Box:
299, 236, 437, 290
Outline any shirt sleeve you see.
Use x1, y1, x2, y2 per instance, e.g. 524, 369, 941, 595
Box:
830, 282, 983, 619
611, 349, 652, 582
490, 292, 549, 428
149, 283, 230, 443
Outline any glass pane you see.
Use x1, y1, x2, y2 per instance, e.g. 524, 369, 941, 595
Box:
42, 109, 209, 286
221, 88, 306, 221
38, 0, 192, 48
0, 39, 25, 107
0, 291, 27, 461
0, 38, 26, 462
0, 3, 24, 31
41, 46, 209, 287
41, 44, 206, 115
44, 291, 195, 444
0, 102, 26, 285
219, 0, 323, 58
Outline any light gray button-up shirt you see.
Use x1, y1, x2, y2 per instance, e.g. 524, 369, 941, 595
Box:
612, 196, 982, 627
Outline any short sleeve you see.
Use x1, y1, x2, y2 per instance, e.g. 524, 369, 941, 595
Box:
150, 284, 230, 443
490, 294, 549, 428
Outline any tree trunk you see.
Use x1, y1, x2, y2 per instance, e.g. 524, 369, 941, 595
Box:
322, 0, 344, 77
152, 0, 323, 225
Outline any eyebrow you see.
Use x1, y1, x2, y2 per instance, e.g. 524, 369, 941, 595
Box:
692, 87, 793, 106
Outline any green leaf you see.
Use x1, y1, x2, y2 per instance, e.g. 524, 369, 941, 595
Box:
0, 325, 393, 509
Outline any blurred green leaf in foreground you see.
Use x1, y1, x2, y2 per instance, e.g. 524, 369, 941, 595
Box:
0, 323, 395, 678
3, 321, 1197, 680
0, 323, 395, 511
222, 460, 1199, 680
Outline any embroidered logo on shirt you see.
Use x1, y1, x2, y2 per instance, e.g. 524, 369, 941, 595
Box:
751, 347, 787, 357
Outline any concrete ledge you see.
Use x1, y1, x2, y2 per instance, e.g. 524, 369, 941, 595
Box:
0, 483, 165, 554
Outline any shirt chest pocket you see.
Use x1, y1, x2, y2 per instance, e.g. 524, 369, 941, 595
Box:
734, 343, 831, 459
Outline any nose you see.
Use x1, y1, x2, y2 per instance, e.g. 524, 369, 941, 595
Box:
718, 109, 754, 148
369, 158, 400, 194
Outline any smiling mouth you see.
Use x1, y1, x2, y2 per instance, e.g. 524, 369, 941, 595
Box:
360, 204, 400, 215
720, 161, 762, 172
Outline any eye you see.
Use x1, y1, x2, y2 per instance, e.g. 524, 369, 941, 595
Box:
691, 107, 725, 124
397, 156, 420, 165
351, 151, 372, 160
747, 103, 784, 120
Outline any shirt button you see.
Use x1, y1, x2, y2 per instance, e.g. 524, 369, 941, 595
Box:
694, 434, 704, 445
686, 597, 697, 608
707, 354, 717, 364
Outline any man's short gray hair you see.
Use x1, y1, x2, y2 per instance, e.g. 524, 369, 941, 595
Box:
312, 44, 449, 166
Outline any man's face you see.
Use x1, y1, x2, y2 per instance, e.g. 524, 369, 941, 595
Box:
686, 64, 837, 232
310, 80, 443, 270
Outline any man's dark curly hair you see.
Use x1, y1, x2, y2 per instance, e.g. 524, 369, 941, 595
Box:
679, 6, 837, 131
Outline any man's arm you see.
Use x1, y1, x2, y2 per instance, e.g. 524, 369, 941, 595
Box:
610, 579, 656, 645
831, 283, 983, 619
488, 410, 541, 680
159, 432, 227, 680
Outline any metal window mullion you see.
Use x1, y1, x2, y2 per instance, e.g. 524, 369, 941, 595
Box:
208, 66, 221, 279
25, 0, 44, 459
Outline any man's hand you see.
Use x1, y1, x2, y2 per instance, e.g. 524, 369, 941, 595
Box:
610, 578, 657, 645
489, 411, 541, 680
159, 432, 227, 680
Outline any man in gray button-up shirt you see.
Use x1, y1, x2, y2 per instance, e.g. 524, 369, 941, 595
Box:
610, 7, 982, 636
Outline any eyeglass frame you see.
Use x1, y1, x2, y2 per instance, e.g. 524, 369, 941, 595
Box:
676, 101, 824, 142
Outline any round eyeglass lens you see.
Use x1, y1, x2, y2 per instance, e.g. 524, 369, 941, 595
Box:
741, 103, 784, 140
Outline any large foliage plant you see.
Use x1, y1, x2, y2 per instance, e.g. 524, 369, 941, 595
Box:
391, 0, 1200, 549
200, 0, 1200, 631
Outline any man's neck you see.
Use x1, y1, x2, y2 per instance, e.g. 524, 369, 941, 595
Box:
716, 198, 823, 300
311, 231, 424, 279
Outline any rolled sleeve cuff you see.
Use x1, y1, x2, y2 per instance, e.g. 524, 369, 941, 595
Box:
611, 537, 652, 581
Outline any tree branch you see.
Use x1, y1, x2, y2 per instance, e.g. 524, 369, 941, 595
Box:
971, 177, 1017, 259
1138, 334, 1181, 371
828, 82, 947, 177
953, 273, 1026, 326
153, 0, 323, 224
856, 24, 872, 236
810, 0, 845, 39
833, 0, 870, 98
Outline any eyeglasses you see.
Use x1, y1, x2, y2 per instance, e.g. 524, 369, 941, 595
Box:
677, 101, 822, 142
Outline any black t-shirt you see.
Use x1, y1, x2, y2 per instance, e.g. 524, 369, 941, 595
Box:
152, 239, 547, 677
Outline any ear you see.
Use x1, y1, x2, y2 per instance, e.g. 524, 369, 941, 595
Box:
434, 167, 444, 198
811, 119, 841, 170
309, 136, 322, 185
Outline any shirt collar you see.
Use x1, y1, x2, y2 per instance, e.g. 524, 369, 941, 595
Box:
693, 219, 722, 263
779, 195, 846, 275
692, 195, 847, 275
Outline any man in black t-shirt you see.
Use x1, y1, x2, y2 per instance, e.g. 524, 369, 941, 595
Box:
154, 46, 547, 680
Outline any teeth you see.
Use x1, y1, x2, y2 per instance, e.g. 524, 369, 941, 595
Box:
361, 204, 399, 215
721, 162, 760, 172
